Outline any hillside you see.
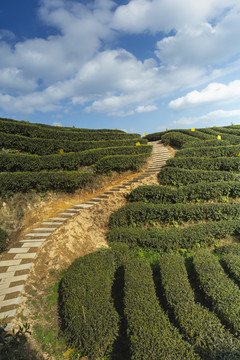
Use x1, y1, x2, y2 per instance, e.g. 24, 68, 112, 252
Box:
3, 123, 240, 359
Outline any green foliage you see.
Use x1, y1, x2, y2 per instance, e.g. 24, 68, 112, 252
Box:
176, 144, 240, 158
161, 132, 199, 148
60, 248, 119, 360
95, 154, 149, 174
159, 254, 240, 359
198, 128, 240, 144
182, 139, 230, 148
0, 145, 152, 172
128, 181, 240, 203
158, 166, 239, 186
0, 323, 35, 360
0, 228, 8, 253
193, 249, 240, 335
167, 156, 240, 171
221, 253, 240, 286
109, 202, 240, 228
0, 171, 94, 195
215, 243, 240, 256
0, 118, 139, 141
107, 219, 240, 251
124, 257, 199, 360
0, 131, 147, 155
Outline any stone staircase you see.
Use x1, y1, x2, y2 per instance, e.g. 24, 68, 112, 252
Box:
0, 141, 170, 330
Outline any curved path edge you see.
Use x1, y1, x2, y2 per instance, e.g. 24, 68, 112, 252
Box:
0, 141, 170, 330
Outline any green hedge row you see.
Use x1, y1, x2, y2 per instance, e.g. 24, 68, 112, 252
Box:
198, 128, 240, 145
161, 132, 199, 148
215, 243, 240, 256
176, 144, 240, 158
107, 219, 240, 252
182, 139, 230, 148
221, 253, 240, 286
128, 181, 240, 204
167, 156, 240, 171
0, 228, 8, 253
95, 154, 149, 174
0, 171, 94, 195
0, 118, 138, 141
124, 257, 198, 360
109, 202, 240, 228
193, 249, 240, 336
0, 117, 125, 133
60, 248, 119, 359
0, 131, 147, 155
160, 254, 240, 359
177, 129, 215, 140
211, 126, 240, 137
0, 145, 152, 172
157, 167, 239, 186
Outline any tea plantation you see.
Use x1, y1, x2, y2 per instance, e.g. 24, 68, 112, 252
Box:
0, 117, 151, 253
60, 125, 240, 359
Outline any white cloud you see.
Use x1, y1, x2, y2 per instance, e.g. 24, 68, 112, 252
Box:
135, 105, 157, 113
113, 0, 238, 33
174, 109, 240, 126
1, 0, 240, 118
169, 80, 240, 110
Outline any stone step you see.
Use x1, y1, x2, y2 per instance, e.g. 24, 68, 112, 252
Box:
41, 222, 63, 226
66, 208, 81, 212
0, 275, 28, 285
49, 217, 68, 221
6, 263, 32, 272
84, 201, 97, 205
109, 188, 121, 191
98, 194, 109, 198
0, 260, 22, 267
0, 297, 21, 308
58, 213, 74, 216
0, 272, 16, 280
26, 233, 51, 237
104, 191, 114, 194
0, 309, 17, 320
91, 198, 103, 202
0, 284, 25, 296
33, 228, 57, 232
19, 238, 47, 242
8, 248, 30, 254
21, 242, 44, 248
14, 253, 36, 259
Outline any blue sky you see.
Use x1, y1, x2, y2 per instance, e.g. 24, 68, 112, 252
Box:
1, 0, 240, 134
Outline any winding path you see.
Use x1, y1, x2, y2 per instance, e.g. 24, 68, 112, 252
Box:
0, 141, 170, 330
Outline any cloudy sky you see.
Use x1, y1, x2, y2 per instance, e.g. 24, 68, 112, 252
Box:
1, 0, 240, 134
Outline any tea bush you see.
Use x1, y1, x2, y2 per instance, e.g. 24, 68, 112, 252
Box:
157, 167, 239, 186
95, 154, 149, 174
193, 249, 240, 335
109, 202, 240, 228
128, 181, 240, 203
0, 228, 8, 253
167, 156, 240, 171
176, 144, 240, 158
124, 257, 198, 360
107, 219, 240, 251
160, 254, 240, 359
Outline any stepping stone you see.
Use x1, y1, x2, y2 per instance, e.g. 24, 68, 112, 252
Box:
14, 253, 36, 259
58, 213, 74, 216
109, 188, 121, 191
90, 198, 103, 202
66, 208, 81, 211
0, 285, 24, 296
0, 275, 28, 285
33, 228, 56, 232
0, 297, 21, 308
19, 239, 47, 242
0, 272, 16, 280
114, 185, 126, 189
84, 202, 97, 205
98, 194, 109, 198
6, 264, 32, 272
122, 182, 131, 185
21, 242, 44, 248
41, 222, 62, 226
26, 233, 51, 237
8, 248, 30, 254
49, 217, 68, 221
73, 204, 89, 208
0, 309, 17, 320
104, 191, 114, 194
0, 260, 21, 267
